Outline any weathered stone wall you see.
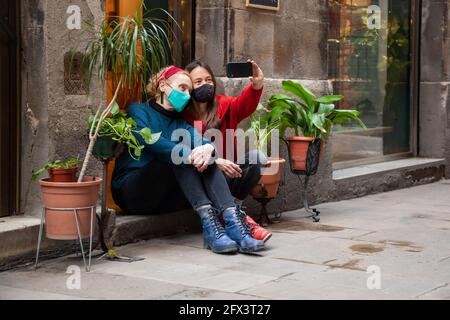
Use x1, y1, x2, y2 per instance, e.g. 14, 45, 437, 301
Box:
21, 0, 104, 216
196, 0, 329, 79
420, 0, 450, 178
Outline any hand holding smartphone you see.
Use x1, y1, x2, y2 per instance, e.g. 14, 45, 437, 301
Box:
226, 62, 253, 78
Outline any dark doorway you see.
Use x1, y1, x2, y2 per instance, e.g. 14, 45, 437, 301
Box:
0, 0, 20, 217
144, 0, 195, 68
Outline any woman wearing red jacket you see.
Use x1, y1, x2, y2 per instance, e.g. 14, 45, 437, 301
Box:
183, 60, 272, 243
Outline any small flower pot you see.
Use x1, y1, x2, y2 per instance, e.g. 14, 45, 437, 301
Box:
287, 136, 319, 171
48, 166, 78, 183
250, 157, 286, 199
39, 176, 102, 240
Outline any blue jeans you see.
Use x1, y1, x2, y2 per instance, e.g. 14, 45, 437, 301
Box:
226, 150, 268, 200
114, 160, 236, 215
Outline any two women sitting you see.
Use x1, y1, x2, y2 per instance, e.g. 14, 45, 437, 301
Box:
112, 61, 271, 254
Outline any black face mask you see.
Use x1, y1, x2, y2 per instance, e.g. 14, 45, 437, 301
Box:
192, 84, 215, 103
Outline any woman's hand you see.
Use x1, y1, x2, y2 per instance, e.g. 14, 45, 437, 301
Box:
189, 144, 215, 172
249, 60, 264, 91
216, 158, 242, 178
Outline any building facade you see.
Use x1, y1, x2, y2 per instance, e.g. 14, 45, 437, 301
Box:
1, 0, 449, 222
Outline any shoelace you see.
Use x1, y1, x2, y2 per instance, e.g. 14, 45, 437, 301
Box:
207, 207, 226, 239
235, 205, 251, 236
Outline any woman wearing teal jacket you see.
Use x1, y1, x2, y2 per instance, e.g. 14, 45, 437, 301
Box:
112, 66, 265, 254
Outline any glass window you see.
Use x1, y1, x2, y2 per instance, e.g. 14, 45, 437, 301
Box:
328, 0, 412, 166
144, 0, 195, 68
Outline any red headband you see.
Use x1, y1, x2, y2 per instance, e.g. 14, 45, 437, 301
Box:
157, 66, 185, 87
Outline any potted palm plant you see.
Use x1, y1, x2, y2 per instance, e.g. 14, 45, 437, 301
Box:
36, 3, 168, 240
264, 80, 367, 171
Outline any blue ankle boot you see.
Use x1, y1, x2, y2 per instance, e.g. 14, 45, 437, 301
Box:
197, 206, 238, 254
222, 207, 265, 253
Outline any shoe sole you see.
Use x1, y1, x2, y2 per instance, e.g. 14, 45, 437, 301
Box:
263, 233, 272, 243
238, 245, 266, 253
205, 244, 238, 254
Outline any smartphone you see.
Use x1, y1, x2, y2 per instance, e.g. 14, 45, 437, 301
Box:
226, 62, 253, 78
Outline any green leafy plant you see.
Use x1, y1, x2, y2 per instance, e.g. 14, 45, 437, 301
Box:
263, 80, 367, 141
32, 158, 81, 181
73, 2, 174, 182
89, 102, 161, 160
246, 104, 280, 155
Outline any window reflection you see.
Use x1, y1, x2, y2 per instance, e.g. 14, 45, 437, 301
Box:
329, 0, 411, 165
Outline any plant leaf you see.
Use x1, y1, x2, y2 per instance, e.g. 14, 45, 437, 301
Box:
282, 80, 316, 110
318, 103, 335, 115
315, 95, 344, 104
139, 128, 161, 145
111, 102, 120, 116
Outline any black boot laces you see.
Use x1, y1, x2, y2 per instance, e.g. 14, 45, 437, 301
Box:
208, 207, 226, 239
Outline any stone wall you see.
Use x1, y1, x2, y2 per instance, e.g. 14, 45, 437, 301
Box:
21, 0, 104, 216
195, 0, 329, 79
420, 0, 450, 178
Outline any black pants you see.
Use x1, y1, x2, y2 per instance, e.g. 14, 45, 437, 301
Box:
226, 150, 267, 200
114, 160, 236, 215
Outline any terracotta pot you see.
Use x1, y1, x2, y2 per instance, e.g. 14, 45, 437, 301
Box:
39, 176, 102, 240
250, 157, 286, 199
286, 136, 316, 171
48, 166, 78, 183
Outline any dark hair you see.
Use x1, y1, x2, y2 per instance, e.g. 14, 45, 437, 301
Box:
185, 60, 221, 129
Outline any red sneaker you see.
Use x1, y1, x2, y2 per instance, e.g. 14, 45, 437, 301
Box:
244, 215, 272, 243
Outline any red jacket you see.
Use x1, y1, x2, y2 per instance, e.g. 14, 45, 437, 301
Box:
183, 84, 263, 160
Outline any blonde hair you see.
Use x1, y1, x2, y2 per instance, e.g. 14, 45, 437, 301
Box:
146, 66, 190, 100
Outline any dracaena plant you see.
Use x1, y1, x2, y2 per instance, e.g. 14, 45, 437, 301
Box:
263, 80, 367, 141
74, 2, 175, 182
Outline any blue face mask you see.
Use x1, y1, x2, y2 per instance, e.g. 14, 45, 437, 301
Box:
166, 86, 191, 112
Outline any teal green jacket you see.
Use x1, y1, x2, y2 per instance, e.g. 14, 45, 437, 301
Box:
111, 100, 211, 193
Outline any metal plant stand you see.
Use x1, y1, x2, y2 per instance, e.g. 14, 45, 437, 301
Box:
254, 190, 274, 227
284, 138, 322, 223
35, 205, 95, 272
93, 141, 144, 263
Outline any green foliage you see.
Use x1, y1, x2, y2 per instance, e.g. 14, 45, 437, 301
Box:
80, 3, 174, 90
88, 102, 161, 160
263, 81, 367, 141
246, 104, 280, 155
32, 157, 81, 181
69, 1, 172, 182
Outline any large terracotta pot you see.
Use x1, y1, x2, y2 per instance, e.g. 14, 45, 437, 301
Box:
48, 166, 78, 183
250, 157, 286, 199
286, 136, 315, 171
39, 177, 102, 240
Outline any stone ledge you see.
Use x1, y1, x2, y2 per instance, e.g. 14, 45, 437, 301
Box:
0, 209, 201, 271
333, 158, 445, 181
332, 158, 446, 201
